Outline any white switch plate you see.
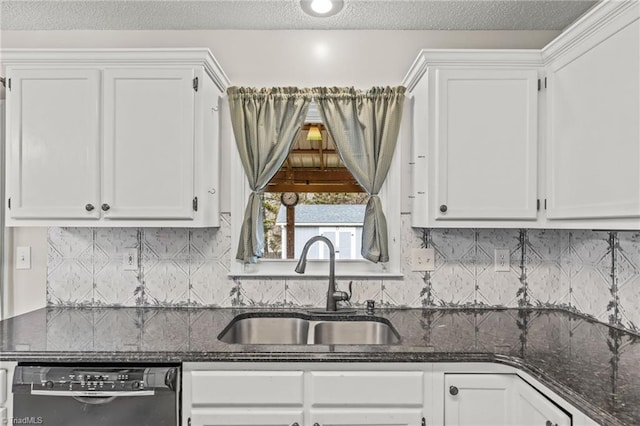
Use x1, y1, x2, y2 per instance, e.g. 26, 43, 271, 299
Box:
16, 246, 31, 270
412, 248, 435, 272
123, 248, 138, 271
494, 249, 510, 272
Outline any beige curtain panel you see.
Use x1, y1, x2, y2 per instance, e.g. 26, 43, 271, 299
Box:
312, 86, 406, 263
228, 87, 312, 263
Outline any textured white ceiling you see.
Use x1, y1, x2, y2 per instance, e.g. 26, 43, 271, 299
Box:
0, 0, 598, 31
0, 0, 596, 30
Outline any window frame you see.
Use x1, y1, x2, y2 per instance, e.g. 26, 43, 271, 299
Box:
0, 100, 6, 319
229, 103, 402, 279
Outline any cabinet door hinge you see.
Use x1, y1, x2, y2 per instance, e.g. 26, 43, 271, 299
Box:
193, 77, 199, 92
544, 77, 547, 89
193, 196, 198, 212
2, 77, 11, 90
537, 79, 541, 91
544, 199, 547, 210
7, 197, 11, 209
537, 199, 540, 211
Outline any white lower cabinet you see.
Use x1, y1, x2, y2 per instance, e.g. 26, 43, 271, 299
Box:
444, 374, 571, 426
183, 363, 597, 426
183, 365, 426, 426
514, 377, 571, 426
190, 410, 304, 426
310, 409, 424, 426
0, 362, 16, 425
444, 374, 517, 425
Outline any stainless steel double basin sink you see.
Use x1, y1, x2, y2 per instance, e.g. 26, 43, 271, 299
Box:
218, 312, 400, 345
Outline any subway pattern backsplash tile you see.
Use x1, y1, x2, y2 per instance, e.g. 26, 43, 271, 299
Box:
47, 214, 640, 334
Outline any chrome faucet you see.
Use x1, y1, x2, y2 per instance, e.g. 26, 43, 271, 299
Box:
295, 235, 352, 312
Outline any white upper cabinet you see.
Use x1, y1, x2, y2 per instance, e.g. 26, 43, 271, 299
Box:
102, 68, 196, 220
434, 68, 538, 221
404, 0, 640, 229
544, 1, 640, 224
6, 68, 101, 220
403, 51, 542, 228
3, 49, 229, 227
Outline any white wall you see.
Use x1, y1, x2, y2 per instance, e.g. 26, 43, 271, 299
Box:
0, 29, 559, 316
3, 228, 47, 317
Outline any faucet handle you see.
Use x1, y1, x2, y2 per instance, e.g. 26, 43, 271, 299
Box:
333, 281, 353, 303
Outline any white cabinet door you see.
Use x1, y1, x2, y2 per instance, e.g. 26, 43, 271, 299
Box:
310, 372, 425, 426
103, 68, 195, 220
6, 68, 101, 219
311, 409, 424, 426
444, 374, 517, 426
546, 18, 640, 220
190, 410, 303, 426
434, 68, 538, 221
515, 379, 571, 426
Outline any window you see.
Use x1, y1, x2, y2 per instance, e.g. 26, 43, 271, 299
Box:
261, 122, 367, 261
230, 103, 401, 278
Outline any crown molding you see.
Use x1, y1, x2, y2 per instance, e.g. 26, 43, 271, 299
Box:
0, 48, 231, 91
402, 49, 543, 92
542, 0, 639, 65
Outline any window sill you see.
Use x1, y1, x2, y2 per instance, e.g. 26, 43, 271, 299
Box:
229, 259, 403, 280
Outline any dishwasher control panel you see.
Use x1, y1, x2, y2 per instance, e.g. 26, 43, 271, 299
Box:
13, 365, 177, 393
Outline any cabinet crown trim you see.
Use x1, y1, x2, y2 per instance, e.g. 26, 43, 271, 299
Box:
542, 0, 638, 64
0, 48, 231, 91
402, 49, 543, 91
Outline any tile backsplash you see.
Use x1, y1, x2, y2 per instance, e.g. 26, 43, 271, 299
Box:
47, 214, 640, 334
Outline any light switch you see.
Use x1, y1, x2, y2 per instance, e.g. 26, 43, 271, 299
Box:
123, 248, 138, 271
16, 246, 31, 270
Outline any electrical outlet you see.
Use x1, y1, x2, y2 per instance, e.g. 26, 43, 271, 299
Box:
494, 249, 510, 272
16, 246, 31, 270
412, 248, 435, 272
123, 249, 138, 271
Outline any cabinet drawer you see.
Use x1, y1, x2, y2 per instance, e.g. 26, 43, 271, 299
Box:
310, 371, 424, 406
190, 371, 304, 406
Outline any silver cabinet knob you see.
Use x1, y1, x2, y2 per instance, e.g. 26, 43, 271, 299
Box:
449, 385, 459, 395
85, 204, 95, 212
292, 423, 299, 426
101, 203, 110, 211
440, 204, 448, 213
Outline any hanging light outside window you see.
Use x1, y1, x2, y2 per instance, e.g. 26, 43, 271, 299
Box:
307, 124, 323, 141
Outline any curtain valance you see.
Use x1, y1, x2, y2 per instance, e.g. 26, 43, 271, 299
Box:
228, 87, 312, 263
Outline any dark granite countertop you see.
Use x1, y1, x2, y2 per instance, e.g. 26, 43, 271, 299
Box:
1, 307, 639, 425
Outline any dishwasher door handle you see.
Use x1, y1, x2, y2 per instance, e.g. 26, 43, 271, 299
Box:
30, 390, 155, 397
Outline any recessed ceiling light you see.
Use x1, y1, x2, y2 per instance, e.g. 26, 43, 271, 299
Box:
300, 0, 344, 18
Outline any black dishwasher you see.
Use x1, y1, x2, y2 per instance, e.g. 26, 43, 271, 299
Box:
12, 364, 180, 426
